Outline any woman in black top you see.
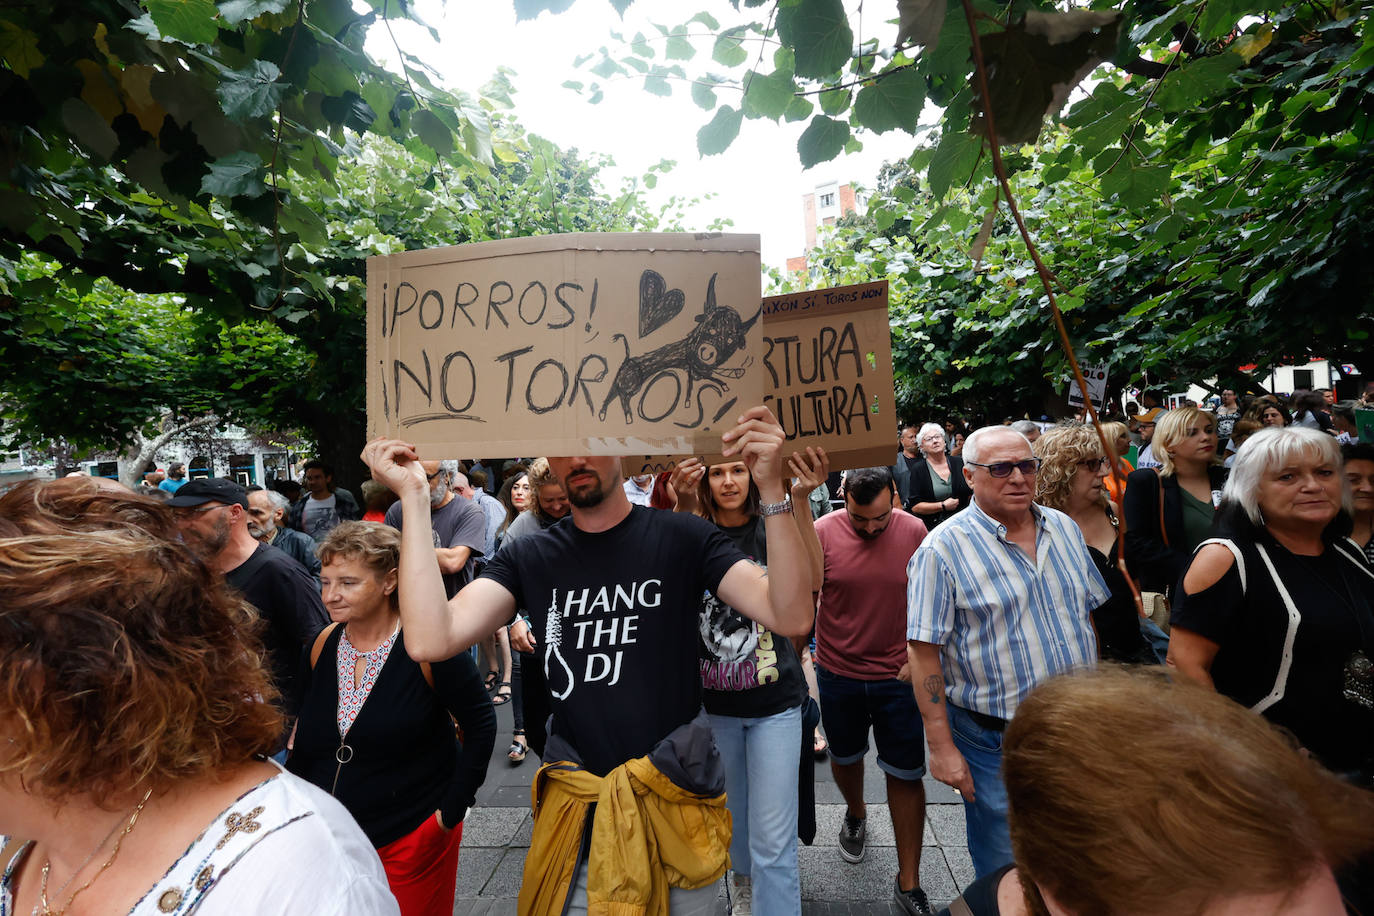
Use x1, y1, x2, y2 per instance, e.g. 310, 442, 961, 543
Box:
288, 522, 495, 916
1123, 406, 1226, 594
906, 422, 972, 529
670, 449, 826, 913
1033, 425, 1156, 664
1170, 427, 1374, 780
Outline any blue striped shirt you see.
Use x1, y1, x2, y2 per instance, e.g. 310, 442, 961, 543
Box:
906, 500, 1107, 719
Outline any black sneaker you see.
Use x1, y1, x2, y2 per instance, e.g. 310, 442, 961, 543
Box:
893, 879, 933, 916
838, 812, 866, 863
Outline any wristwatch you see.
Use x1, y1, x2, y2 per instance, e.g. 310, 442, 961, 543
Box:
757, 495, 793, 517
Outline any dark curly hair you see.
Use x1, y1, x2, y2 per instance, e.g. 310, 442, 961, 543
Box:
0, 479, 282, 803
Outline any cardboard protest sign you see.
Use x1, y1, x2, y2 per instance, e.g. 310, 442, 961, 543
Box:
622, 280, 897, 476
367, 233, 762, 458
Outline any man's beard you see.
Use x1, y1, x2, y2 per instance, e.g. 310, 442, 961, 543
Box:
183, 517, 230, 558
855, 526, 885, 541
430, 482, 450, 508
565, 471, 608, 508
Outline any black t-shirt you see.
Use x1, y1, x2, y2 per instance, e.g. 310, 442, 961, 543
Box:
224, 543, 329, 714
1171, 539, 1374, 771
480, 506, 746, 776
699, 517, 806, 718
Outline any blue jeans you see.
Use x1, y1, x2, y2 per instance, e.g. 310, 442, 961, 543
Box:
708, 705, 802, 916
947, 705, 1013, 880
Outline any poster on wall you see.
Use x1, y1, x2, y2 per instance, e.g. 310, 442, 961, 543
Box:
366, 233, 762, 458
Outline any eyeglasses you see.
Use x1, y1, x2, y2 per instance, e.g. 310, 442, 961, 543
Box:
967, 458, 1040, 478
171, 504, 230, 520
1076, 456, 1111, 471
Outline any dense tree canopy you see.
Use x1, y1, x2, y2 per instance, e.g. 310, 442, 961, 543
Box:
567, 0, 1374, 407
0, 1, 704, 478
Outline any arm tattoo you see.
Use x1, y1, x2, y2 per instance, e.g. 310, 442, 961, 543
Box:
922, 674, 944, 705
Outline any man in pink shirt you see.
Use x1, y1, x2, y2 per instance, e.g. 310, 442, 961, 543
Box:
814, 467, 931, 915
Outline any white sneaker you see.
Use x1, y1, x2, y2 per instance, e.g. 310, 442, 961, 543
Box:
726, 870, 752, 916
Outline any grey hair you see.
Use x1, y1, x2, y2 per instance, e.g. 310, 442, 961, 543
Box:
437, 459, 460, 484
963, 426, 1033, 466
1010, 420, 1041, 437
262, 489, 290, 512
917, 422, 945, 451
1223, 427, 1349, 525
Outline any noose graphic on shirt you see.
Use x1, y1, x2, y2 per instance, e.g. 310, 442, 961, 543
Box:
544, 588, 575, 700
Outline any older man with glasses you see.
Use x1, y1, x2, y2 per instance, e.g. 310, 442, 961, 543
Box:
169, 477, 328, 751
904, 426, 1108, 880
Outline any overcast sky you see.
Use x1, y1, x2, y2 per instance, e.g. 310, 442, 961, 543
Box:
371, 1, 924, 270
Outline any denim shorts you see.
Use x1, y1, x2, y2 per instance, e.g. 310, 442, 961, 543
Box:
815, 664, 926, 780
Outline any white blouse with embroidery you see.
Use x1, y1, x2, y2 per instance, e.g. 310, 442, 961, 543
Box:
1, 764, 397, 916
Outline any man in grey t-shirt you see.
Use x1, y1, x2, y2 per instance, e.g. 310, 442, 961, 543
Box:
384, 459, 487, 599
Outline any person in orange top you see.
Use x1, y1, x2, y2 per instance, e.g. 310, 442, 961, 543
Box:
1099, 421, 1134, 511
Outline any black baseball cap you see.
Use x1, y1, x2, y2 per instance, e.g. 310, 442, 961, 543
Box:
166, 477, 249, 509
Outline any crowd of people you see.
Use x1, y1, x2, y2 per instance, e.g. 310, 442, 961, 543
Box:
3, 390, 1374, 916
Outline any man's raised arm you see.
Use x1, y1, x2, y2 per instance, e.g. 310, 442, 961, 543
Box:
362, 438, 515, 662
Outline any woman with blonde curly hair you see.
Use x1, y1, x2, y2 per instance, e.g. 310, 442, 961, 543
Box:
1033, 426, 1155, 664
0, 478, 398, 915
288, 522, 495, 915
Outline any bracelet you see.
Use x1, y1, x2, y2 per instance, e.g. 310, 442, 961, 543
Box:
757, 495, 793, 517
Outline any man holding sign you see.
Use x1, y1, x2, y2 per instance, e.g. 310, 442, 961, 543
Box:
362, 405, 815, 915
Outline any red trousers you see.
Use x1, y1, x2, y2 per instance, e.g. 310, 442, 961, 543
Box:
376, 814, 464, 916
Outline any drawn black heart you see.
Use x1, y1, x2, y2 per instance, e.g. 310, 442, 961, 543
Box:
638, 269, 685, 338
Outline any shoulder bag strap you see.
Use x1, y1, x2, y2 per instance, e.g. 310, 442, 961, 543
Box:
309, 622, 341, 669
947, 895, 976, 916
1155, 470, 1169, 548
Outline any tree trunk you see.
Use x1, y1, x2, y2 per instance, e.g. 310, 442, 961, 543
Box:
307, 407, 369, 500
118, 414, 217, 489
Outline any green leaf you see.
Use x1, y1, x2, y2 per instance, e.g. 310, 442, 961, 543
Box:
1154, 53, 1242, 113
1198, 0, 1250, 40
590, 55, 622, 79
319, 91, 376, 131
0, 21, 44, 78
797, 115, 850, 168
145, 0, 221, 44
412, 109, 453, 156
713, 27, 749, 67
1100, 163, 1169, 210
927, 132, 982, 200
691, 80, 718, 110
666, 35, 694, 60
896, 0, 947, 48
743, 69, 796, 120
973, 11, 1121, 145
784, 94, 815, 122
819, 87, 851, 115
854, 67, 926, 134
216, 0, 289, 26
776, 0, 854, 79
644, 74, 672, 96
631, 31, 654, 58
697, 105, 743, 156
216, 60, 283, 121
690, 11, 720, 29
201, 151, 266, 198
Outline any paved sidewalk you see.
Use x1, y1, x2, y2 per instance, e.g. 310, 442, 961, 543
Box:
455, 703, 973, 914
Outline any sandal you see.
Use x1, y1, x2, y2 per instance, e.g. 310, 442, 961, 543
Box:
492, 682, 512, 706
508, 730, 528, 765
483, 670, 499, 693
